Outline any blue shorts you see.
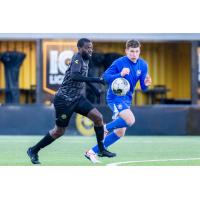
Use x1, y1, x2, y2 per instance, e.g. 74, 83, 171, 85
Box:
107, 100, 131, 120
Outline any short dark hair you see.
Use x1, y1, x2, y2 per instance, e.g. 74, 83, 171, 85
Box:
77, 38, 91, 48
126, 39, 141, 49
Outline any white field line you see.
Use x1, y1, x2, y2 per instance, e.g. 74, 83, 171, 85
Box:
107, 157, 200, 166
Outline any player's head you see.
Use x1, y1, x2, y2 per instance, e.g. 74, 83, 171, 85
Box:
77, 38, 93, 60
125, 39, 141, 62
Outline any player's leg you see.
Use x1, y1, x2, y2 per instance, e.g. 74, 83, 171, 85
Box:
91, 127, 126, 154
115, 127, 127, 137
27, 95, 73, 164
105, 102, 135, 133
27, 125, 66, 164
75, 96, 116, 159
86, 108, 116, 158
29, 125, 66, 153
88, 101, 130, 155
118, 109, 135, 127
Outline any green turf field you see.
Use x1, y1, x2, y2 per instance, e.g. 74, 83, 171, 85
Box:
1, 135, 200, 166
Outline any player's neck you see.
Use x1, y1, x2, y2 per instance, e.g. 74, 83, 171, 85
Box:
127, 56, 138, 63
81, 54, 89, 61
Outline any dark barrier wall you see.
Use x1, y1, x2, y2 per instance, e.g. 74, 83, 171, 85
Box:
0, 105, 199, 135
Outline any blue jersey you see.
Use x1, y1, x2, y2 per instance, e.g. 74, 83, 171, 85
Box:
103, 56, 148, 104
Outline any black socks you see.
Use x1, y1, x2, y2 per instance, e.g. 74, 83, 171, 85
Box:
31, 132, 55, 154
94, 126, 105, 152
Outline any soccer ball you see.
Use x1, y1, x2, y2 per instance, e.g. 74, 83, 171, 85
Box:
111, 78, 130, 96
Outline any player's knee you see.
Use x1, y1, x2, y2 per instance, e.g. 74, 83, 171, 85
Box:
125, 116, 135, 127
115, 128, 126, 137
53, 129, 65, 138
50, 127, 65, 139
93, 113, 103, 126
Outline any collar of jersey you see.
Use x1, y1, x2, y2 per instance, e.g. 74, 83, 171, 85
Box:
125, 56, 139, 64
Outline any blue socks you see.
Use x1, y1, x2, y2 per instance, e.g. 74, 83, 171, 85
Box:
105, 117, 128, 132
92, 131, 120, 153
91, 118, 129, 154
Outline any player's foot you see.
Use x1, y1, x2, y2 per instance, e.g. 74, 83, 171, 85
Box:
27, 147, 41, 164
85, 150, 101, 164
98, 149, 116, 158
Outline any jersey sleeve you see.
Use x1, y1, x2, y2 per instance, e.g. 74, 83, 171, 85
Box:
103, 60, 122, 84
140, 62, 148, 91
70, 55, 82, 73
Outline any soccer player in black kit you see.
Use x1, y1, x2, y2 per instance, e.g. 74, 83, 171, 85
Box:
27, 38, 116, 164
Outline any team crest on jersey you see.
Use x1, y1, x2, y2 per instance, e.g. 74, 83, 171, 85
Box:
136, 70, 141, 76
75, 60, 79, 64
61, 114, 67, 119
117, 104, 123, 110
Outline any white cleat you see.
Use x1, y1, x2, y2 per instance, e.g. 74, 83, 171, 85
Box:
85, 150, 101, 164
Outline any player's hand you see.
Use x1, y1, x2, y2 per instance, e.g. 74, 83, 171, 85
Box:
121, 68, 130, 77
144, 74, 152, 86
99, 77, 106, 85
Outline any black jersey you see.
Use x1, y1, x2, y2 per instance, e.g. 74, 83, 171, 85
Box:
56, 53, 89, 103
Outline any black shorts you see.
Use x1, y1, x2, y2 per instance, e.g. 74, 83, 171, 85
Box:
53, 95, 94, 127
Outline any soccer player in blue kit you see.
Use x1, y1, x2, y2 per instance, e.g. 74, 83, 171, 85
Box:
85, 39, 152, 163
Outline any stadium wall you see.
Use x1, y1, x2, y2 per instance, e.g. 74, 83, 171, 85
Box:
0, 105, 199, 136
0, 41, 36, 89
0, 41, 37, 104
0, 40, 192, 105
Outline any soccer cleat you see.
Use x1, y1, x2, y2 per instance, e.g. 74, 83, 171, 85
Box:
85, 150, 101, 164
27, 148, 41, 164
98, 149, 116, 158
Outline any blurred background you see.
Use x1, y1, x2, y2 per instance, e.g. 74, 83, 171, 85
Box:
0, 33, 200, 136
